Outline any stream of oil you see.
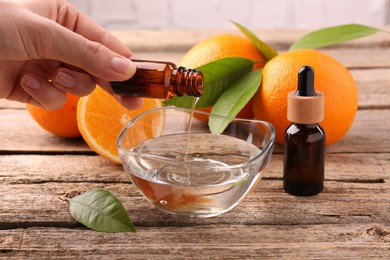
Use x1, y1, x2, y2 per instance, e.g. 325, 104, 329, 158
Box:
184, 97, 200, 161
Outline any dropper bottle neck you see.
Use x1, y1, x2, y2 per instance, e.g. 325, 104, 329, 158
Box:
171, 66, 204, 97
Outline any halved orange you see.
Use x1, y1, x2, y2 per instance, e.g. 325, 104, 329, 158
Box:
77, 87, 163, 164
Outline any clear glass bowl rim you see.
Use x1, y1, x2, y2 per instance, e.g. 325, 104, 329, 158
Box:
117, 106, 275, 170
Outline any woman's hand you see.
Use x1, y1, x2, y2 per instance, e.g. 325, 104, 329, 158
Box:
0, 0, 141, 109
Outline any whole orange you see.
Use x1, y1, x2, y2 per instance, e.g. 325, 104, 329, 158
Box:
26, 93, 81, 138
252, 49, 358, 145
180, 33, 266, 119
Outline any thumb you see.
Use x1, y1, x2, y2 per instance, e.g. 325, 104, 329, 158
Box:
37, 19, 136, 81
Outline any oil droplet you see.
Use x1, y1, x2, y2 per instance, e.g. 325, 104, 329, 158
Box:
159, 200, 168, 205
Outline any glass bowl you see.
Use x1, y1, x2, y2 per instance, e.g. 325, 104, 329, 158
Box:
117, 107, 275, 218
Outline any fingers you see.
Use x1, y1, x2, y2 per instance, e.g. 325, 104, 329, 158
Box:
5, 61, 141, 110
6, 1, 136, 81
34, 17, 136, 82
55, 1, 133, 58
20, 74, 67, 110
2, 1, 141, 110
51, 68, 97, 96
11, 68, 142, 111
23, 68, 144, 110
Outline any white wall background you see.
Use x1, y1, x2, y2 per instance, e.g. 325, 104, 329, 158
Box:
68, 0, 390, 30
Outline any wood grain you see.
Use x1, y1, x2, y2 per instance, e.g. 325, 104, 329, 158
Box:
0, 152, 389, 228
0, 108, 90, 153
112, 29, 390, 52
1, 224, 390, 258
1, 153, 388, 184
328, 109, 390, 153
0, 180, 389, 228
1, 34, 390, 259
135, 49, 390, 68
1, 109, 389, 153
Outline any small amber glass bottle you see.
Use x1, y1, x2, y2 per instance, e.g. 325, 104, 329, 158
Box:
110, 59, 204, 99
283, 66, 326, 196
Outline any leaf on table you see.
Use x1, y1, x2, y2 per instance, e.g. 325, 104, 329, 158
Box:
209, 69, 262, 134
164, 57, 254, 108
231, 20, 278, 61
69, 188, 136, 233
290, 23, 383, 50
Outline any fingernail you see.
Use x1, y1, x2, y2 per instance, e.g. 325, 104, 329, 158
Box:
54, 71, 76, 88
21, 75, 40, 90
110, 57, 136, 75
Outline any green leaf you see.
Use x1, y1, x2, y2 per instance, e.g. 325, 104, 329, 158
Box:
164, 57, 254, 108
231, 20, 278, 61
209, 69, 262, 134
290, 23, 383, 50
69, 188, 136, 233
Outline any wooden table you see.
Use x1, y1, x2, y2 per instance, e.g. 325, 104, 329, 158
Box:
1, 30, 390, 259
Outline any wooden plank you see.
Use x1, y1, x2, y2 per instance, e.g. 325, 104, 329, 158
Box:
0, 152, 388, 227
112, 28, 390, 52
0, 155, 126, 184
136, 49, 390, 69
352, 68, 390, 109
1, 109, 389, 154
0, 177, 389, 228
328, 109, 390, 153
1, 224, 390, 258
0, 153, 387, 228
0, 109, 90, 153
0, 29, 388, 259
1, 153, 388, 184
324, 49, 390, 69
266, 153, 390, 182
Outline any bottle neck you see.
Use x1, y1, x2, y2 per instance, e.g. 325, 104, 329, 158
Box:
171, 67, 204, 97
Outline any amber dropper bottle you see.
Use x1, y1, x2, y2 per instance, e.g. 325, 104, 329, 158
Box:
283, 66, 326, 196
110, 59, 204, 99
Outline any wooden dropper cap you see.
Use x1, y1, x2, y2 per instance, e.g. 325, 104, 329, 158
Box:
287, 66, 324, 124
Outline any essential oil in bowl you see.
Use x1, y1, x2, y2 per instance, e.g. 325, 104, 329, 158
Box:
122, 133, 265, 218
